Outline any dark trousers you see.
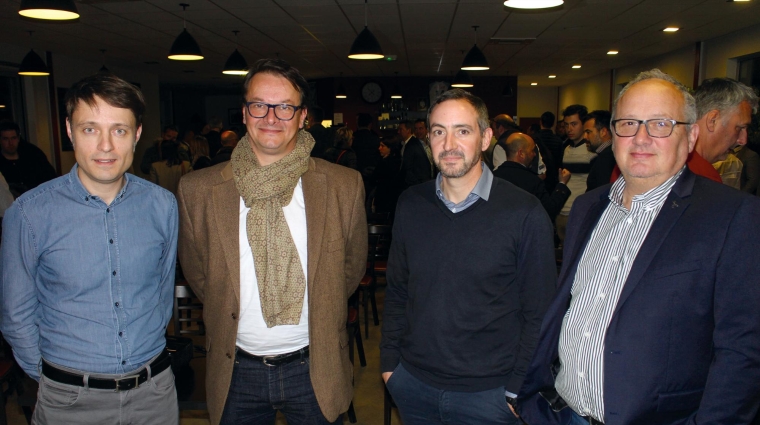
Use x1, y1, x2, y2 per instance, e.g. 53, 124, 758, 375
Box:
386, 363, 519, 425
219, 348, 342, 425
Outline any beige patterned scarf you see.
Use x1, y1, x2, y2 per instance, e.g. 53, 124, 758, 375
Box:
231, 130, 315, 327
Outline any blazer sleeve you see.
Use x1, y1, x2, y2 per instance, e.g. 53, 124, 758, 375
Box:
343, 172, 367, 298
177, 177, 207, 301
691, 195, 760, 423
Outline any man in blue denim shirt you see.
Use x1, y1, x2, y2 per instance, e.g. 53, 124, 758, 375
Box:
0, 73, 179, 424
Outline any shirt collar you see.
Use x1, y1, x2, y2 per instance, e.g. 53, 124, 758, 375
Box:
609, 165, 685, 211
68, 163, 131, 206
435, 162, 492, 203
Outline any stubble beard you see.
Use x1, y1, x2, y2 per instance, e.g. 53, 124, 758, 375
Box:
436, 150, 480, 178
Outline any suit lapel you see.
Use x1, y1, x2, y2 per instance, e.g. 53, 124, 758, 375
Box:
302, 159, 327, 299
611, 170, 695, 316
213, 164, 242, 303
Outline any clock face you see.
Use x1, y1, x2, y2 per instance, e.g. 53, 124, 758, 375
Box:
362, 82, 383, 104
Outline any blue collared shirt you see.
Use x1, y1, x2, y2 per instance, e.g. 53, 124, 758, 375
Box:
0, 165, 178, 380
435, 162, 493, 213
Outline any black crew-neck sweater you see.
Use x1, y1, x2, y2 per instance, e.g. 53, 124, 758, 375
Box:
380, 177, 557, 394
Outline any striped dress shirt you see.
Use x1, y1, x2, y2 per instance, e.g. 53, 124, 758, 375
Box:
555, 167, 685, 421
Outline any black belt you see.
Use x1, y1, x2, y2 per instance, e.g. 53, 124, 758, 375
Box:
237, 346, 309, 366
42, 349, 171, 391
582, 417, 604, 425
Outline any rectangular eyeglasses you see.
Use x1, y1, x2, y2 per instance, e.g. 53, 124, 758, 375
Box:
611, 119, 691, 138
245, 102, 303, 121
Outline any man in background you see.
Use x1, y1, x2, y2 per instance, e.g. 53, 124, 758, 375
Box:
0, 121, 57, 196
140, 124, 189, 174
582, 110, 616, 191
398, 120, 431, 187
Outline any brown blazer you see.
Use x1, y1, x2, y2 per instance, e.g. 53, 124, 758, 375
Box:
177, 158, 367, 424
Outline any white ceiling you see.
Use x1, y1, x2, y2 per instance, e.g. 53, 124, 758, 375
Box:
1, 0, 759, 87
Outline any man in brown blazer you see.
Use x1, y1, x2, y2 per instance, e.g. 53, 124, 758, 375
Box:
177, 59, 367, 425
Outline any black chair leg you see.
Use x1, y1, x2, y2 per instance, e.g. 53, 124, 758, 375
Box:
347, 401, 357, 423
370, 289, 379, 326
384, 385, 393, 425
355, 324, 366, 367
363, 287, 370, 339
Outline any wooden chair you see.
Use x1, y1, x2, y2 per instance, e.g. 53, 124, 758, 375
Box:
359, 224, 392, 338
173, 283, 204, 337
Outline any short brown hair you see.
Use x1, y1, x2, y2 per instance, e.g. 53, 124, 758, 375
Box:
242, 59, 310, 107
65, 74, 145, 126
428, 89, 490, 135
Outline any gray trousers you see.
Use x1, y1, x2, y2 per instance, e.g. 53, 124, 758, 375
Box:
32, 359, 178, 425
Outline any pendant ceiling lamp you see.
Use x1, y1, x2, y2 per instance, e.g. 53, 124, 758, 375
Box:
336, 73, 347, 99
391, 72, 402, 98
18, 32, 49, 76
504, 0, 563, 9
348, 0, 384, 59
222, 31, 248, 75
461, 26, 489, 71
98, 49, 110, 73
169, 3, 203, 61
451, 70, 473, 88
19, 0, 79, 20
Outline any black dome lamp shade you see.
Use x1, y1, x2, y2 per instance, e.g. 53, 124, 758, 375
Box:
348, 0, 384, 59
451, 70, 474, 88
461, 26, 489, 71
336, 73, 347, 99
19, 32, 49, 76
223, 31, 248, 75
19, 0, 79, 20
168, 4, 203, 61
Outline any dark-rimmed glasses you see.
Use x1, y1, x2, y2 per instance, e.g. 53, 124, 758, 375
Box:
244, 102, 303, 121
611, 119, 691, 138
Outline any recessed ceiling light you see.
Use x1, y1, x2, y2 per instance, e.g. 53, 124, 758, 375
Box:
730, 0, 750, 2
607, 50, 619, 55
663, 27, 679, 32
531, 82, 538, 86
572, 65, 581, 69
548, 75, 556, 78
335, 95, 347, 99
504, 0, 563, 9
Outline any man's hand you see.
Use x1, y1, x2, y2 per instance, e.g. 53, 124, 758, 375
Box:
559, 168, 571, 184
382, 372, 393, 384
508, 403, 519, 418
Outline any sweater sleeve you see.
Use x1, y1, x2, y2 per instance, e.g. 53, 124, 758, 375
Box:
506, 202, 558, 393
379, 194, 410, 373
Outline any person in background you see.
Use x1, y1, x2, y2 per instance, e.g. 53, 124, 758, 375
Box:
205, 116, 224, 157
0, 121, 57, 196
398, 120, 432, 188
353, 113, 381, 180
307, 106, 330, 158
1, 72, 178, 424
140, 124, 189, 174
149, 142, 192, 196
189, 135, 212, 170
736, 144, 760, 194
371, 137, 403, 215
210, 130, 240, 166
323, 126, 358, 170
582, 110, 616, 192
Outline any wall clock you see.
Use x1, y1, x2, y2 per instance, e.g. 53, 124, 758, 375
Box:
361, 81, 383, 104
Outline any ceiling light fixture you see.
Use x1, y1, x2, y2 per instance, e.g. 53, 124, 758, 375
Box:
348, 0, 384, 59
391, 72, 402, 98
607, 50, 618, 55
503, 0, 563, 9
548, 75, 557, 78
98, 49, 110, 73
461, 26, 489, 71
663, 27, 680, 32
168, 3, 204, 61
223, 30, 248, 75
452, 70, 474, 88
531, 82, 538, 86
572, 65, 581, 69
19, 0, 79, 20
18, 32, 49, 76
336, 73, 347, 99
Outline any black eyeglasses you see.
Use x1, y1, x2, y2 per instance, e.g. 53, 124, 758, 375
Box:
244, 102, 303, 121
611, 119, 691, 138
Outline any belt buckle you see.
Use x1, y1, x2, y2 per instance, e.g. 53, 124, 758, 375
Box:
261, 356, 278, 367
115, 374, 141, 391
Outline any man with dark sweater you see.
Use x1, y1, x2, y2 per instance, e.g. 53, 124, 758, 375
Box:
380, 89, 557, 425
494, 132, 571, 221
582, 110, 617, 191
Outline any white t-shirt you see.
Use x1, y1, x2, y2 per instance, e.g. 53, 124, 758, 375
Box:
236, 178, 310, 355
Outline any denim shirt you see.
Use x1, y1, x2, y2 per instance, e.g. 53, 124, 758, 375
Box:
0, 165, 178, 380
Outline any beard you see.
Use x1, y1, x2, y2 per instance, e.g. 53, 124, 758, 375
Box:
435, 149, 480, 178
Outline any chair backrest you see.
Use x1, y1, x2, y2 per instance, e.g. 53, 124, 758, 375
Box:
367, 224, 392, 273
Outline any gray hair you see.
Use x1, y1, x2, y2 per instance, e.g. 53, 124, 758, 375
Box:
612, 69, 697, 124
694, 77, 759, 119
428, 89, 490, 135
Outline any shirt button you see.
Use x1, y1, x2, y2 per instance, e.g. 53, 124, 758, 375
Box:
578, 371, 585, 378
118, 332, 123, 337
85, 196, 89, 201
626, 218, 632, 224
583, 332, 591, 338
122, 360, 126, 365
109, 239, 113, 244
598, 293, 606, 299
611, 256, 618, 262
231, 313, 237, 320
106, 208, 110, 213
112, 270, 116, 276
226, 353, 232, 359
115, 302, 120, 307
